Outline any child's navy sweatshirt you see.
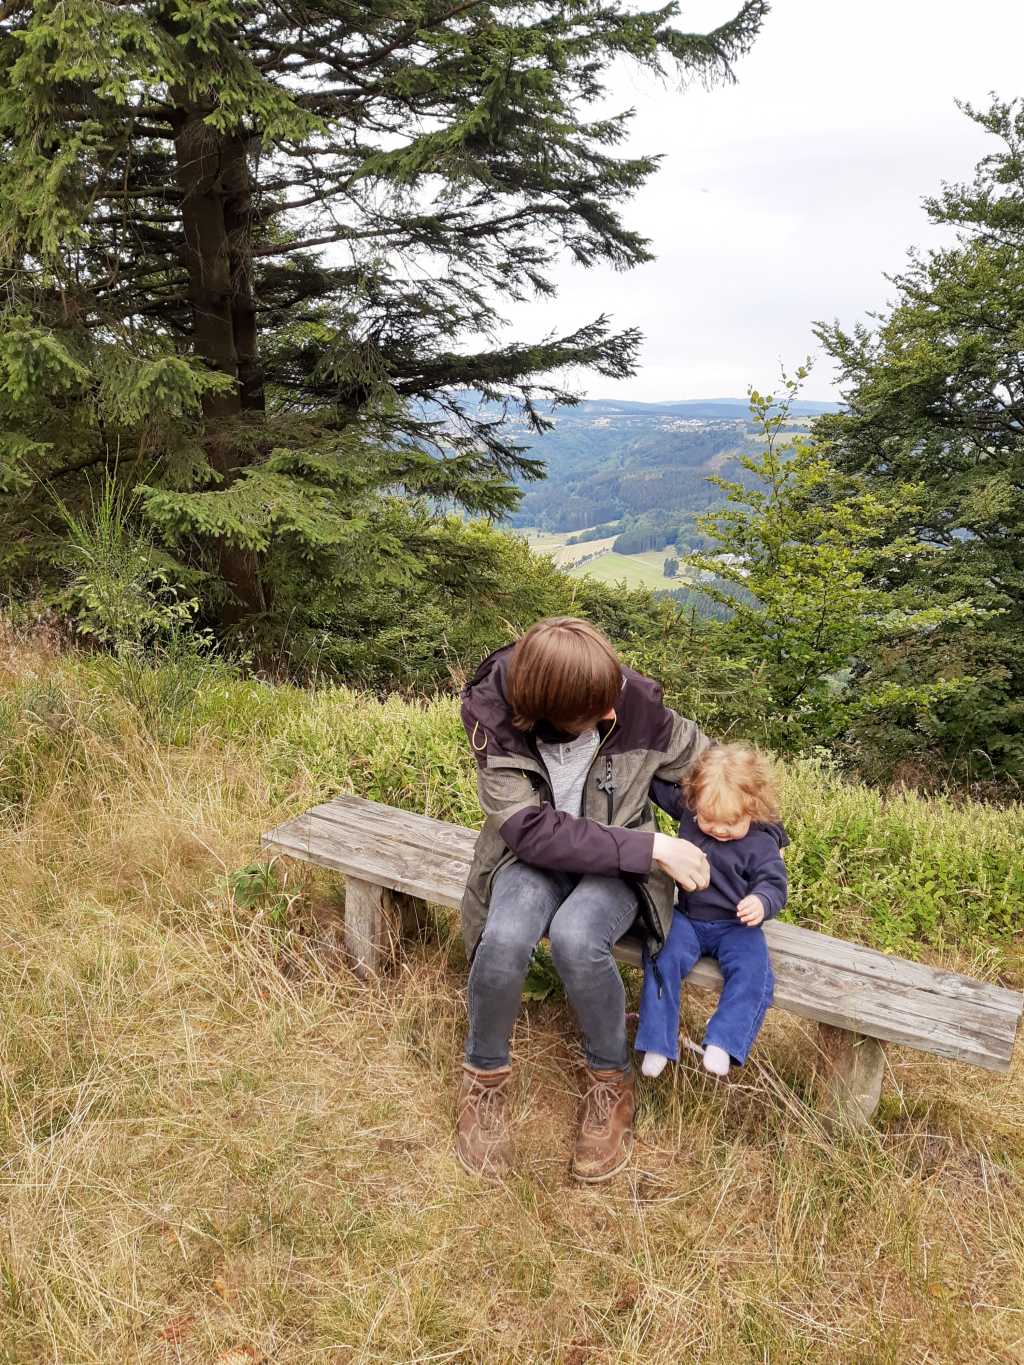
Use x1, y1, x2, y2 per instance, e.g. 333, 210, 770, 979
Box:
650, 778, 789, 923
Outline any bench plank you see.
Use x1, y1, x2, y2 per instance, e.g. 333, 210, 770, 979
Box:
262, 795, 1022, 1074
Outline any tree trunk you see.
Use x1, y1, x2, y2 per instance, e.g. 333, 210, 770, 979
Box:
173, 105, 238, 418
172, 103, 266, 620
224, 132, 265, 416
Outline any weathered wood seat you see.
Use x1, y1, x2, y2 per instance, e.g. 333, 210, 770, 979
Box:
261, 794, 1023, 1127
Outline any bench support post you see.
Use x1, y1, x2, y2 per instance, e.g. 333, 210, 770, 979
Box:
344, 876, 421, 977
816, 1024, 885, 1130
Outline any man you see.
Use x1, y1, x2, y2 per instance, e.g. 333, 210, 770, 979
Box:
458, 616, 712, 1181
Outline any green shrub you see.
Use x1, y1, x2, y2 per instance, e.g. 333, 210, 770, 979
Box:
6, 629, 1022, 962
258, 681, 1024, 959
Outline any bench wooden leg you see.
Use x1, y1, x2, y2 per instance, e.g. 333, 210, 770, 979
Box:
816, 1024, 886, 1130
344, 876, 421, 978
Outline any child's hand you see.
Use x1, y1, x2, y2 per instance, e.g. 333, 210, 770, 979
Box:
736, 894, 765, 926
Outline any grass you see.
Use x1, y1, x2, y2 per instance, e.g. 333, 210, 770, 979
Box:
515, 529, 685, 589
567, 552, 683, 592
1, 620, 1023, 1362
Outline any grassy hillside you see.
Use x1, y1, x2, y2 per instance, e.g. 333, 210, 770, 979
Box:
518, 530, 686, 591
518, 529, 621, 570
567, 550, 687, 592
2, 624, 1023, 1362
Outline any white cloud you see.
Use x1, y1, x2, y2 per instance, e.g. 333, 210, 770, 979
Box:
501, 0, 1024, 401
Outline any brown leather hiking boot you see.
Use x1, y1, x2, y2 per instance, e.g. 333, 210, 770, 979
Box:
571, 1066, 635, 1183
455, 1063, 513, 1179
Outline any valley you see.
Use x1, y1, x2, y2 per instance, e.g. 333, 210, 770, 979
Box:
518, 527, 691, 590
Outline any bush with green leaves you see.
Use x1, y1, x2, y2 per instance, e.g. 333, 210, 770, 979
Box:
687, 372, 971, 764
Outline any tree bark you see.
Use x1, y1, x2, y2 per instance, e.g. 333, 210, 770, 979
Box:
224, 132, 266, 415
171, 101, 266, 619
173, 105, 238, 417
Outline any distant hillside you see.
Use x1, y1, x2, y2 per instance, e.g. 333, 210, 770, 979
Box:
477, 394, 841, 535
529, 396, 840, 419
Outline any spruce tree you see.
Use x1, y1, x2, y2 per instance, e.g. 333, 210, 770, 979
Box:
0, 0, 766, 634
815, 99, 1024, 776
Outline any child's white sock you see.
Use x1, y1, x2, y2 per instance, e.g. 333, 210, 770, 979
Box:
641, 1051, 669, 1078
702, 1044, 731, 1077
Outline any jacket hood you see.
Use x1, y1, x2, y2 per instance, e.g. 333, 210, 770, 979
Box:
460, 644, 528, 758
755, 820, 790, 850
461, 643, 676, 762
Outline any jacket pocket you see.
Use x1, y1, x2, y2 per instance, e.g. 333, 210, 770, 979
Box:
633, 880, 665, 950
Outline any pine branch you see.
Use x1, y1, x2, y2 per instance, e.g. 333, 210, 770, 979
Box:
45, 450, 137, 482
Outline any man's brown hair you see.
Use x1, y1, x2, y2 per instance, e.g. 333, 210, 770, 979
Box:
507, 617, 622, 730
683, 744, 781, 824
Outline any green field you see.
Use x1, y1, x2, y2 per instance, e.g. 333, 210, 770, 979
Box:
518, 528, 575, 554
567, 549, 682, 590
516, 528, 684, 590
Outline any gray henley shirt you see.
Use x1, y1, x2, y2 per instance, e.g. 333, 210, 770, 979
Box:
535, 728, 600, 816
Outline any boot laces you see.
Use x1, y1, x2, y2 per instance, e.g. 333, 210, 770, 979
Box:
582, 1075, 620, 1133
464, 1072, 509, 1133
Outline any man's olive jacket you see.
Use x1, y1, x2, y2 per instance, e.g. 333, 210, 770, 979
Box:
459, 644, 710, 962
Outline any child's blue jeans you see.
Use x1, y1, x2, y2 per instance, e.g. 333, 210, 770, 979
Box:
635, 911, 774, 1066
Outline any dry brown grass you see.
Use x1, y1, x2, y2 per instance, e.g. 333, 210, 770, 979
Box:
1, 632, 1023, 1363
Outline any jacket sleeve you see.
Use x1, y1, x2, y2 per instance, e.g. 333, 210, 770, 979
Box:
652, 710, 712, 783
475, 769, 652, 873
745, 835, 789, 919
501, 807, 655, 877
475, 764, 655, 877
649, 777, 686, 821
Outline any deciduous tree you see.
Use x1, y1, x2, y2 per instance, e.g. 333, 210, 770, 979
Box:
689, 373, 967, 758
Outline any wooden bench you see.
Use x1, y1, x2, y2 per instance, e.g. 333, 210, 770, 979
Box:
261, 793, 1023, 1129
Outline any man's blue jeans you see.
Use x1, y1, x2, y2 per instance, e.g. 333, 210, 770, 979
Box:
465, 861, 639, 1073
635, 911, 774, 1066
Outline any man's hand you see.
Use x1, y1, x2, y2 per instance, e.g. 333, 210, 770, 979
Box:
736, 894, 765, 926
652, 833, 711, 892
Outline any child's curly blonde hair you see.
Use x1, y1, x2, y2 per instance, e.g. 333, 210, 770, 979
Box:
683, 743, 780, 824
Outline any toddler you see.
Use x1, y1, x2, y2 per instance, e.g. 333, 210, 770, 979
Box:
636, 743, 788, 1079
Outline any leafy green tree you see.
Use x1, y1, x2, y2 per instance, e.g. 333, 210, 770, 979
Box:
0, 0, 766, 640
814, 98, 1024, 777
688, 373, 969, 758
663, 556, 679, 578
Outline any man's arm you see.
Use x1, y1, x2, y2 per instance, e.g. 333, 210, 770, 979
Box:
476, 766, 654, 877
652, 710, 712, 783
475, 766, 709, 890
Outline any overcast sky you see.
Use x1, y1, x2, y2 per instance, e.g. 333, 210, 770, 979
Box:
500, 0, 1024, 403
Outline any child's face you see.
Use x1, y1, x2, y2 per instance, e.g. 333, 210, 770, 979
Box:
695, 804, 751, 842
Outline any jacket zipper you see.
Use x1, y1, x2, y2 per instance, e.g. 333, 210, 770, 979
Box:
584, 712, 618, 812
